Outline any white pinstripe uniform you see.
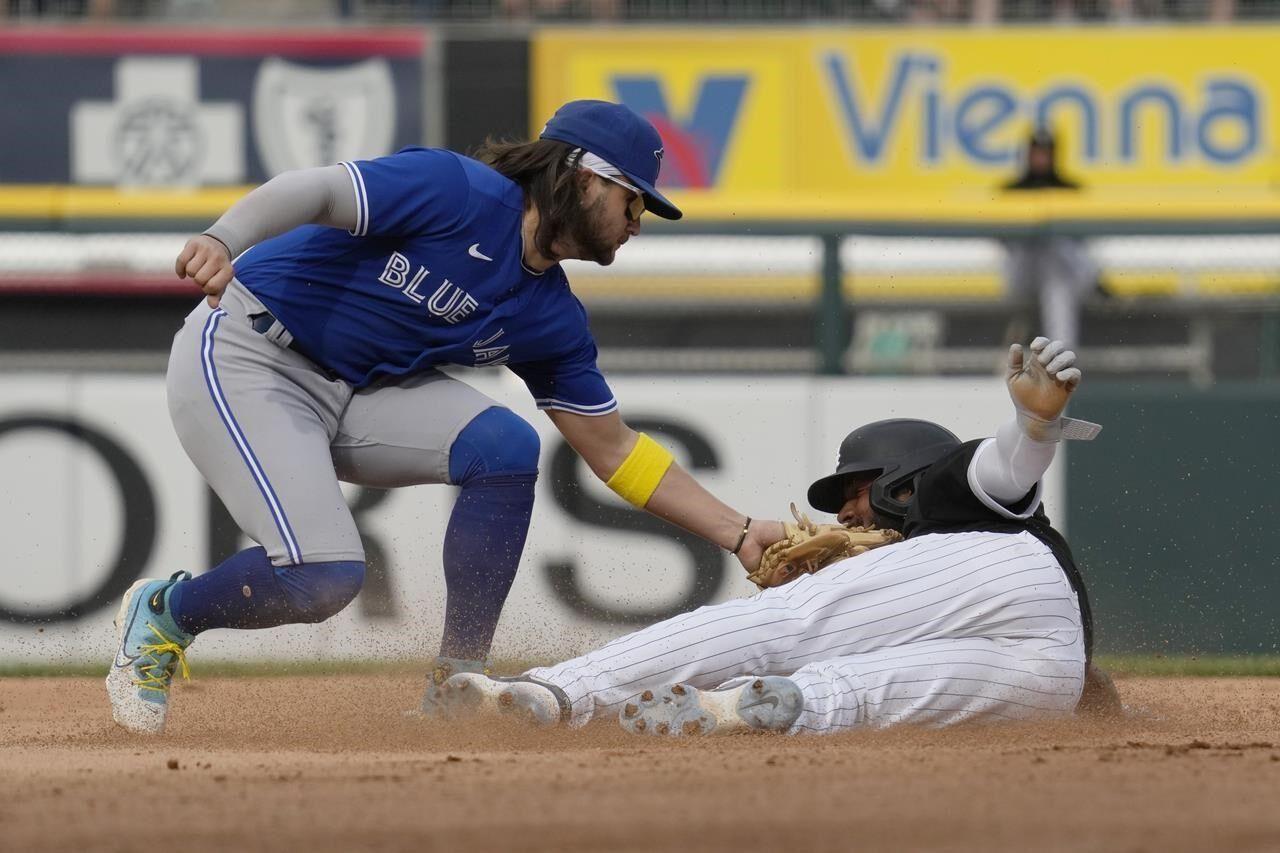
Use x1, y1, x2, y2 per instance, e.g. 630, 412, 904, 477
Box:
526, 442, 1088, 734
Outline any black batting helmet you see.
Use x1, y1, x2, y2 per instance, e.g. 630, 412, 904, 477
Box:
807, 419, 961, 529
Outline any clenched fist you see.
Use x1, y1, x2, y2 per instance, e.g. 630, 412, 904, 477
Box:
175, 234, 235, 307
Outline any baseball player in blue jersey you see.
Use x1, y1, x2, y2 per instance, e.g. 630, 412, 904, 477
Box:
423, 337, 1121, 734
106, 100, 787, 734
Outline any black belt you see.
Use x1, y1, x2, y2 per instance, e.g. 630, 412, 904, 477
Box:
250, 311, 280, 335
249, 311, 337, 380
250, 311, 301, 351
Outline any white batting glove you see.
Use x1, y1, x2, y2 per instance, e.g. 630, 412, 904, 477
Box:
1006, 337, 1100, 442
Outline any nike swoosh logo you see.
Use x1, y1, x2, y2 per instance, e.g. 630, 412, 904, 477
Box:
112, 591, 149, 668
468, 243, 493, 262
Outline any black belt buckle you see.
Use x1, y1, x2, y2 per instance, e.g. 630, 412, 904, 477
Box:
249, 310, 339, 382
250, 312, 276, 336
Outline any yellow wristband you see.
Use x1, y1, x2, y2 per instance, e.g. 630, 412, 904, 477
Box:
605, 432, 675, 509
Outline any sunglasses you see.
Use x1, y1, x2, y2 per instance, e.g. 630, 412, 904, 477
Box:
595, 172, 646, 222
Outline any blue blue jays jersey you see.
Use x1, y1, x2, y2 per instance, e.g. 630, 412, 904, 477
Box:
233, 147, 617, 417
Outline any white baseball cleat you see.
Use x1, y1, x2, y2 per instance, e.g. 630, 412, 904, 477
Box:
619, 677, 804, 737
426, 673, 571, 728
415, 656, 489, 718
105, 573, 194, 734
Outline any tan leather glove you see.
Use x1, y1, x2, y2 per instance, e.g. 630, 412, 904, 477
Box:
747, 503, 902, 589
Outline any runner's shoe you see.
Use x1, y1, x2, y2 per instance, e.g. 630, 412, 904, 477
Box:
429, 672, 571, 728
619, 677, 803, 737
416, 656, 490, 717
105, 572, 194, 734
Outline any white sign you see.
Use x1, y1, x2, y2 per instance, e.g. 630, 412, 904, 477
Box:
252, 58, 396, 177
71, 57, 245, 187
0, 371, 1063, 665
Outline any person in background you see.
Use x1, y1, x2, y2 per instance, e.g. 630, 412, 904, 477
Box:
1001, 128, 1101, 349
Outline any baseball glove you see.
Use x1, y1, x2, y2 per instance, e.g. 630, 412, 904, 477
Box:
748, 503, 903, 589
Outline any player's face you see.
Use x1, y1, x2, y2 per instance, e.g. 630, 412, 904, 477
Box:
596, 172, 646, 228
839, 476, 913, 528
568, 172, 644, 266
837, 477, 876, 528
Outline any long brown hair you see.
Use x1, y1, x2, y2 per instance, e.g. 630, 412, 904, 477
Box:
472, 137, 585, 260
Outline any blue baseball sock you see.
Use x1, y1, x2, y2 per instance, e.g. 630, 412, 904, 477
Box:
440, 407, 539, 660
167, 546, 365, 635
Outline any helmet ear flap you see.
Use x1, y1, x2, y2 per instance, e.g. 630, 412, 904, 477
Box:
868, 469, 919, 531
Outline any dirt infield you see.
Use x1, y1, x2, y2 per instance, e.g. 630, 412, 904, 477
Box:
2, 674, 1278, 852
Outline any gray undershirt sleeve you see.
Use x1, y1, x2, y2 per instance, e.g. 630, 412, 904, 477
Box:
203, 165, 359, 258
972, 418, 1058, 504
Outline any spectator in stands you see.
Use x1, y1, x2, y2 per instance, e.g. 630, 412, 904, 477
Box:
987, 0, 1232, 22
869, 0, 970, 22
1000, 127, 1100, 349
2, 0, 114, 16
500, 0, 620, 18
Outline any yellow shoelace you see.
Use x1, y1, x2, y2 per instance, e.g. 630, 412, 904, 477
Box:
133, 623, 191, 693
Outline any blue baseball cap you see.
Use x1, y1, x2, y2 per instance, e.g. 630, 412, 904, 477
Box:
539, 99, 682, 221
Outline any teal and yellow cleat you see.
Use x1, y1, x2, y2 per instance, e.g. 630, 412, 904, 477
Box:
105, 572, 194, 734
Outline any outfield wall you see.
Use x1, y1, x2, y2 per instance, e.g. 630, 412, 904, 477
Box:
1069, 383, 1280, 656
0, 372, 1057, 664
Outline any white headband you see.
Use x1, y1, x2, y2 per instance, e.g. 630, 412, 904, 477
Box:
570, 148, 640, 193
577, 150, 623, 177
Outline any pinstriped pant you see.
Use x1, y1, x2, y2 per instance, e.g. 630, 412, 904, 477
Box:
527, 530, 1086, 734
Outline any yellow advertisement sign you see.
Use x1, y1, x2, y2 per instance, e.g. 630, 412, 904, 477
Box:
533, 28, 1279, 216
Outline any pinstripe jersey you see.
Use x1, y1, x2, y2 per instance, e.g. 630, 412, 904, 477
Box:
232, 147, 617, 418
907, 439, 1093, 661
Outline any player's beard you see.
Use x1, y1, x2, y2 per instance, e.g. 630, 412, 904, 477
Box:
562, 193, 620, 266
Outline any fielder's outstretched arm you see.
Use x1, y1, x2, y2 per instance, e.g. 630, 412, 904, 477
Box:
973, 336, 1096, 503
548, 409, 784, 571
175, 165, 358, 306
